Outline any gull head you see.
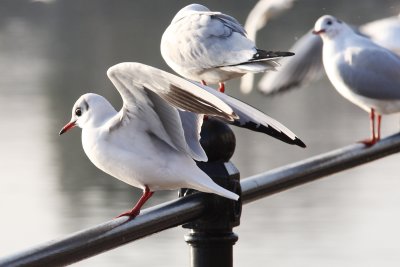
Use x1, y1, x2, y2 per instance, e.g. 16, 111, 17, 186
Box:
59, 93, 116, 135
171, 4, 210, 23
313, 15, 346, 39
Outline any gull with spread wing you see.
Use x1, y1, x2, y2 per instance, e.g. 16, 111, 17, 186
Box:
59, 62, 305, 218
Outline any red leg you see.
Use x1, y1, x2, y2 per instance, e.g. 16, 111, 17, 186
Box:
376, 114, 382, 141
201, 80, 225, 93
117, 186, 154, 218
218, 82, 225, 93
360, 108, 377, 146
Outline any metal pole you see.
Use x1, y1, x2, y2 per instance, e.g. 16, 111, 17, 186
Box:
180, 119, 242, 267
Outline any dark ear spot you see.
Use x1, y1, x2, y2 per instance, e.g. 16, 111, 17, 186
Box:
83, 100, 89, 110
336, 19, 343, 24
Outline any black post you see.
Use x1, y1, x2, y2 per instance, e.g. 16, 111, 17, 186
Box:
179, 119, 242, 267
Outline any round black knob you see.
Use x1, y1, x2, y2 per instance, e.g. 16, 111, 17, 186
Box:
200, 118, 236, 162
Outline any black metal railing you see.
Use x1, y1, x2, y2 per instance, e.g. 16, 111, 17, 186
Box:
1, 132, 400, 267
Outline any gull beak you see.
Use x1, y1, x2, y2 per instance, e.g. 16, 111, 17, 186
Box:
312, 29, 325, 35
59, 120, 76, 135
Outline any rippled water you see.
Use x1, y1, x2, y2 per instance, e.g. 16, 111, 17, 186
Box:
1, 0, 400, 266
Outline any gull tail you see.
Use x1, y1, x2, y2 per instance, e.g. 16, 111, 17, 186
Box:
221, 50, 295, 74
188, 171, 239, 200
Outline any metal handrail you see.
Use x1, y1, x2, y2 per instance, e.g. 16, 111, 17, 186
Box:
2, 133, 400, 267
242, 132, 400, 204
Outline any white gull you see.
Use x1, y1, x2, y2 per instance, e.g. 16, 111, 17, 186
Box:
59, 62, 305, 218
257, 13, 400, 95
313, 15, 400, 145
161, 3, 294, 93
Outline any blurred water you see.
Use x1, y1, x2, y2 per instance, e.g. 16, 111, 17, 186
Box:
0, 0, 400, 266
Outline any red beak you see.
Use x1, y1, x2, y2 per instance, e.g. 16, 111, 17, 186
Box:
312, 29, 325, 35
59, 121, 76, 135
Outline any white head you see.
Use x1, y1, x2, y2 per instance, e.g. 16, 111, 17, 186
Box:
313, 15, 350, 40
171, 4, 210, 23
59, 93, 116, 135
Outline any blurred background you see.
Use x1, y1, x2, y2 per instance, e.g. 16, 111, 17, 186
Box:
1, 0, 400, 266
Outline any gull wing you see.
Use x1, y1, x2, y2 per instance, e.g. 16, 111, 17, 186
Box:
107, 62, 238, 161
178, 111, 207, 161
337, 45, 400, 100
244, 0, 295, 42
196, 82, 306, 147
257, 30, 324, 95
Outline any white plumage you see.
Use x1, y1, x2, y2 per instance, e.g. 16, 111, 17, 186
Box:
314, 15, 400, 145
60, 62, 305, 218
161, 3, 294, 92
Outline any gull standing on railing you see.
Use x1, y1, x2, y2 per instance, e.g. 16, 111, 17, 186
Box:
257, 13, 400, 95
161, 3, 294, 93
313, 15, 400, 145
59, 62, 305, 219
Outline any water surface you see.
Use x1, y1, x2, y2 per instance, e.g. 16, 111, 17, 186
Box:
1, 0, 400, 266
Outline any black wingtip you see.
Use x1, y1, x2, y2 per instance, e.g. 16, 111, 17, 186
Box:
294, 137, 307, 148
232, 120, 306, 148
254, 49, 295, 60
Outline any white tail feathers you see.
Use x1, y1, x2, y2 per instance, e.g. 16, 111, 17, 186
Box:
189, 178, 239, 201
213, 186, 239, 200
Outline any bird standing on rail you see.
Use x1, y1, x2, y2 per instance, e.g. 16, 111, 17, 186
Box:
160, 3, 294, 93
257, 13, 400, 96
313, 15, 400, 145
59, 62, 305, 219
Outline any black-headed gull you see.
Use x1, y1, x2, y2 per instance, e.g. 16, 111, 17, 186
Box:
59, 62, 305, 218
160, 3, 294, 93
313, 15, 400, 145
257, 13, 400, 95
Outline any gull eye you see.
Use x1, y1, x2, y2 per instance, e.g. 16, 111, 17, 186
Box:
327, 20, 332, 26
75, 108, 82, 117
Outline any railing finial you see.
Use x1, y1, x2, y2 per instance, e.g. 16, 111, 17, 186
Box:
180, 118, 242, 267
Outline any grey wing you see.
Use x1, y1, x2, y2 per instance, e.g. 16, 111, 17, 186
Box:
338, 46, 400, 100
257, 30, 324, 95
244, 0, 295, 42
146, 90, 207, 161
211, 12, 247, 36
108, 73, 201, 160
106, 62, 238, 158
178, 111, 207, 161
107, 62, 237, 121
197, 82, 306, 147
192, 12, 257, 67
